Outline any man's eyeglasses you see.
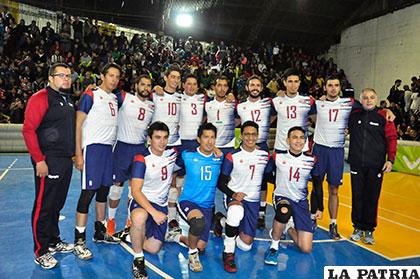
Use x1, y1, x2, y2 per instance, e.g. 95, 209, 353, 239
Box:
51, 73, 71, 79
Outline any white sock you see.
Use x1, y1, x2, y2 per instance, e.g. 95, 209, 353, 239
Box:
100, 220, 106, 226
224, 236, 236, 253
188, 248, 198, 254
270, 239, 280, 250
108, 207, 117, 220
76, 226, 86, 233
310, 213, 316, 220
330, 219, 337, 225
260, 201, 267, 207
220, 217, 226, 228
134, 251, 144, 258
168, 207, 177, 221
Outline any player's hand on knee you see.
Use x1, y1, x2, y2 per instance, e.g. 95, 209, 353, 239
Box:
36, 160, 48, 177
152, 211, 167, 225
315, 210, 323, 220
74, 155, 84, 171
232, 192, 247, 202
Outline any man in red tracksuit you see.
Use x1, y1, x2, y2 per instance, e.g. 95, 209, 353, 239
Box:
22, 63, 75, 269
348, 88, 397, 245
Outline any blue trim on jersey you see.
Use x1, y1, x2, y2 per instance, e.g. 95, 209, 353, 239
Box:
78, 92, 93, 114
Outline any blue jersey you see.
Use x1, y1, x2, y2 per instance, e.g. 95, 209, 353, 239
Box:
178, 148, 223, 208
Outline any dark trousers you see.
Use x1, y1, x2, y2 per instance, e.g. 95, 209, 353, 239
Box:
350, 166, 383, 232
31, 156, 73, 257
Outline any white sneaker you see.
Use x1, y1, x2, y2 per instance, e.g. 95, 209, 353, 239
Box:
48, 241, 74, 254
188, 252, 203, 272
34, 253, 58, 269
74, 241, 93, 260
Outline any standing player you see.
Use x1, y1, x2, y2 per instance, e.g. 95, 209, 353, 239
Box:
73, 63, 122, 260
265, 127, 317, 266
22, 63, 75, 269
236, 75, 276, 229
214, 121, 273, 272
170, 123, 223, 272
205, 76, 240, 155
107, 74, 155, 236
129, 122, 178, 278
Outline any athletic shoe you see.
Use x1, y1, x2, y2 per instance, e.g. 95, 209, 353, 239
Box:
264, 248, 278, 265
34, 252, 58, 269
329, 223, 341, 240
48, 241, 74, 254
107, 218, 116, 236
223, 252, 237, 273
349, 229, 364, 242
114, 227, 131, 243
188, 252, 203, 272
93, 221, 120, 244
213, 212, 225, 237
74, 241, 93, 260
165, 227, 181, 242
257, 215, 265, 230
168, 219, 182, 234
362, 231, 375, 245
132, 256, 148, 279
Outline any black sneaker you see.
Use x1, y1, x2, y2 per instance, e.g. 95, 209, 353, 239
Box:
329, 223, 341, 240
93, 221, 120, 244
114, 227, 131, 243
213, 212, 225, 237
257, 215, 265, 230
132, 257, 148, 279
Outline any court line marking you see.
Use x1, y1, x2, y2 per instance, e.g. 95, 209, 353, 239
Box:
390, 254, 420, 261
0, 167, 32, 171
120, 241, 174, 279
0, 159, 18, 181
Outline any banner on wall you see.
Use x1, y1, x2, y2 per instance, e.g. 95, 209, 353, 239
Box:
393, 142, 420, 176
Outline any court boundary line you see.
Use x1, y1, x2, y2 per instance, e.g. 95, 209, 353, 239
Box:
0, 158, 18, 181
0, 167, 32, 171
390, 254, 420, 261
120, 241, 174, 279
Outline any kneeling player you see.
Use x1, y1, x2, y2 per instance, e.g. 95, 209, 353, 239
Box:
129, 122, 178, 278
265, 126, 317, 265
214, 121, 273, 272
170, 123, 223, 272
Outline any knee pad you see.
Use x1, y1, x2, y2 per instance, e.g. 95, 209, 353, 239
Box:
275, 199, 292, 224
176, 176, 185, 189
108, 185, 123, 200
236, 237, 253, 251
189, 216, 205, 236
225, 223, 239, 238
226, 204, 244, 227
168, 187, 178, 204
77, 190, 96, 214
96, 186, 110, 203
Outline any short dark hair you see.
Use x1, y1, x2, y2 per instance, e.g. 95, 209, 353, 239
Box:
183, 74, 198, 84
215, 76, 229, 86
165, 65, 182, 77
246, 75, 263, 87
395, 79, 402, 84
197, 123, 217, 138
101, 63, 123, 76
135, 74, 152, 84
48, 63, 70, 76
287, 126, 305, 138
147, 121, 169, 138
241, 121, 259, 134
325, 75, 341, 84
283, 68, 300, 80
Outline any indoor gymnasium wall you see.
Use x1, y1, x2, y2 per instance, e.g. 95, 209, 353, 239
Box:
326, 4, 420, 102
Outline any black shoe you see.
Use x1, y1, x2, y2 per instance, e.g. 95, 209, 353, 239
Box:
257, 215, 265, 230
329, 223, 341, 240
114, 227, 131, 243
132, 257, 148, 279
223, 252, 237, 273
93, 221, 120, 244
213, 212, 225, 237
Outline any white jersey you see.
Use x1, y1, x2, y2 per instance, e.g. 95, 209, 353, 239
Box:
151, 91, 182, 146
272, 94, 315, 151
273, 150, 315, 202
179, 93, 206, 140
314, 98, 353, 148
237, 97, 273, 143
116, 92, 154, 144
205, 99, 237, 148
79, 88, 118, 148
131, 148, 178, 206
222, 147, 272, 202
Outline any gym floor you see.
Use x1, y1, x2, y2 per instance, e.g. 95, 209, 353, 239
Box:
0, 154, 419, 278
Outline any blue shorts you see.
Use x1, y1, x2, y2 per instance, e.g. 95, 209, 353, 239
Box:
129, 199, 168, 242
273, 195, 313, 233
112, 141, 147, 183
224, 197, 259, 238
257, 142, 269, 152
82, 144, 113, 190
311, 144, 344, 186
177, 200, 213, 242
